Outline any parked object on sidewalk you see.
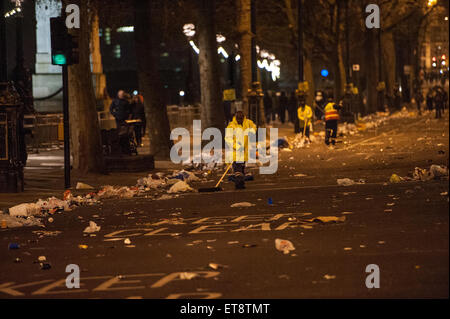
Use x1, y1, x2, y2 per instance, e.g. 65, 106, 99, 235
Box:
76, 182, 94, 190
83, 221, 101, 233
275, 238, 296, 254
230, 202, 255, 208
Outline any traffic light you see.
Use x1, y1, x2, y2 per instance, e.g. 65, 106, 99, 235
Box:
50, 17, 79, 66
50, 17, 68, 65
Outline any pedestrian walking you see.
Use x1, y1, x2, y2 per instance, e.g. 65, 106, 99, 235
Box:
131, 94, 146, 147
324, 93, 341, 147
426, 90, 434, 111
278, 91, 288, 124
225, 106, 257, 190
288, 91, 297, 124
415, 90, 424, 115
434, 89, 444, 119
110, 90, 132, 154
110, 90, 131, 128
263, 91, 273, 124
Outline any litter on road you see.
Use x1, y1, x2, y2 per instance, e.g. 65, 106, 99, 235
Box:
83, 221, 101, 233
230, 202, 255, 208
275, 238, 296, 254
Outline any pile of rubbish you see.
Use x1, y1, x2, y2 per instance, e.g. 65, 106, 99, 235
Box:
184, 152, 225, 171
390, 165, 449, 183
1, 168, 205, 229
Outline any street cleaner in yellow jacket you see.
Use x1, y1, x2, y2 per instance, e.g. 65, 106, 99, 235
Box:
225, 107, 257, 190
297, 93, 313, 142
324, 92, 341, 147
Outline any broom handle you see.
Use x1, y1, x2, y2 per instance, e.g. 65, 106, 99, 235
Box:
303, 118, 308, 136
215, 163, 233, 188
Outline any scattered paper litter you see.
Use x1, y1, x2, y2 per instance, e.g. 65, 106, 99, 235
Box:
168, 181, 193, 194
76, 182, 94, 190
83, 221, 101, 233
275, 238, 296, 254
230, 202, 255, 208
179, 272, 198, 280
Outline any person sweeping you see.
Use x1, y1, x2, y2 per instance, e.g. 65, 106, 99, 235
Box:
225, 106, 257, 190
297, 92, 313, 143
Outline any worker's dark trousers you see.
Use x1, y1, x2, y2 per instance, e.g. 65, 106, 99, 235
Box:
233, 162, 246, 189
436, 105, 442, 119
325, 120, 338, 145
299, 126, 310, 139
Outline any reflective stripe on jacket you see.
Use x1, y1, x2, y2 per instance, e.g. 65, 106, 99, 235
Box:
324, 102, 339, 121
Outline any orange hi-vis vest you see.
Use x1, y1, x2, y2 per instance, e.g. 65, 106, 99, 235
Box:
324, 102, 339, 121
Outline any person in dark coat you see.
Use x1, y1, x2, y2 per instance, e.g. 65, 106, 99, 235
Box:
263, 91, 273, 124
131, 94, 146, 146
426, 90, 434, 111
110, 90, 131, 128
415, 90, 424, 115
278, 91, 288, 124
288, 91, 297, 124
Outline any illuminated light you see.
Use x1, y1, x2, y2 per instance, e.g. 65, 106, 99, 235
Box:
442, 54, 446, 60
189, 40, 200, 54
52, 54, 67, 66
260, 50, 269, 58
432, 56, 436, 61
432, 62, 437, 67
133, 90, 138, 95
256, 45, 260, 54
218, 46, 228, 58
268, 54, 275, 60
117, 26, 134, 32
399, 86, 402, 93
183, 24, 196, 37
445, 17, 448, 21
257, 59, 281, 81
179, 91, 185, 97
442, 61, 446, 66
216, 34, 226, 43
16, 7, 21, 12
321, 69, 329, 77
235, 54, 241, 61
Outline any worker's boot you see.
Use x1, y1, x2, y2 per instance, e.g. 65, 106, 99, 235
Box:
234, 173, 246, 190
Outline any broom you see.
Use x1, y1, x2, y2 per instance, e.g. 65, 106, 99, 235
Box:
198, 163, 233, 192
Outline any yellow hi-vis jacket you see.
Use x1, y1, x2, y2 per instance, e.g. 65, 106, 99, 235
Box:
225, 116, 257, 163
297, 105, 313, 126
324, 102, 340, 121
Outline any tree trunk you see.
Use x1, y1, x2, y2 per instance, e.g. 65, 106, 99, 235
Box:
196, 0, 225, 133
67, 0, 104, 174
382, 31, 396, 96
364, 28, 378, 114
237, 0, 252, 112
134, 0, 172, 160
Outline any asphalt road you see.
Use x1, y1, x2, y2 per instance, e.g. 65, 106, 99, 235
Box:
0, 110, 448, 299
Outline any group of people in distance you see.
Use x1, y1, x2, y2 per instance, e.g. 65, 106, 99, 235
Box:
109, 90, 147, 147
